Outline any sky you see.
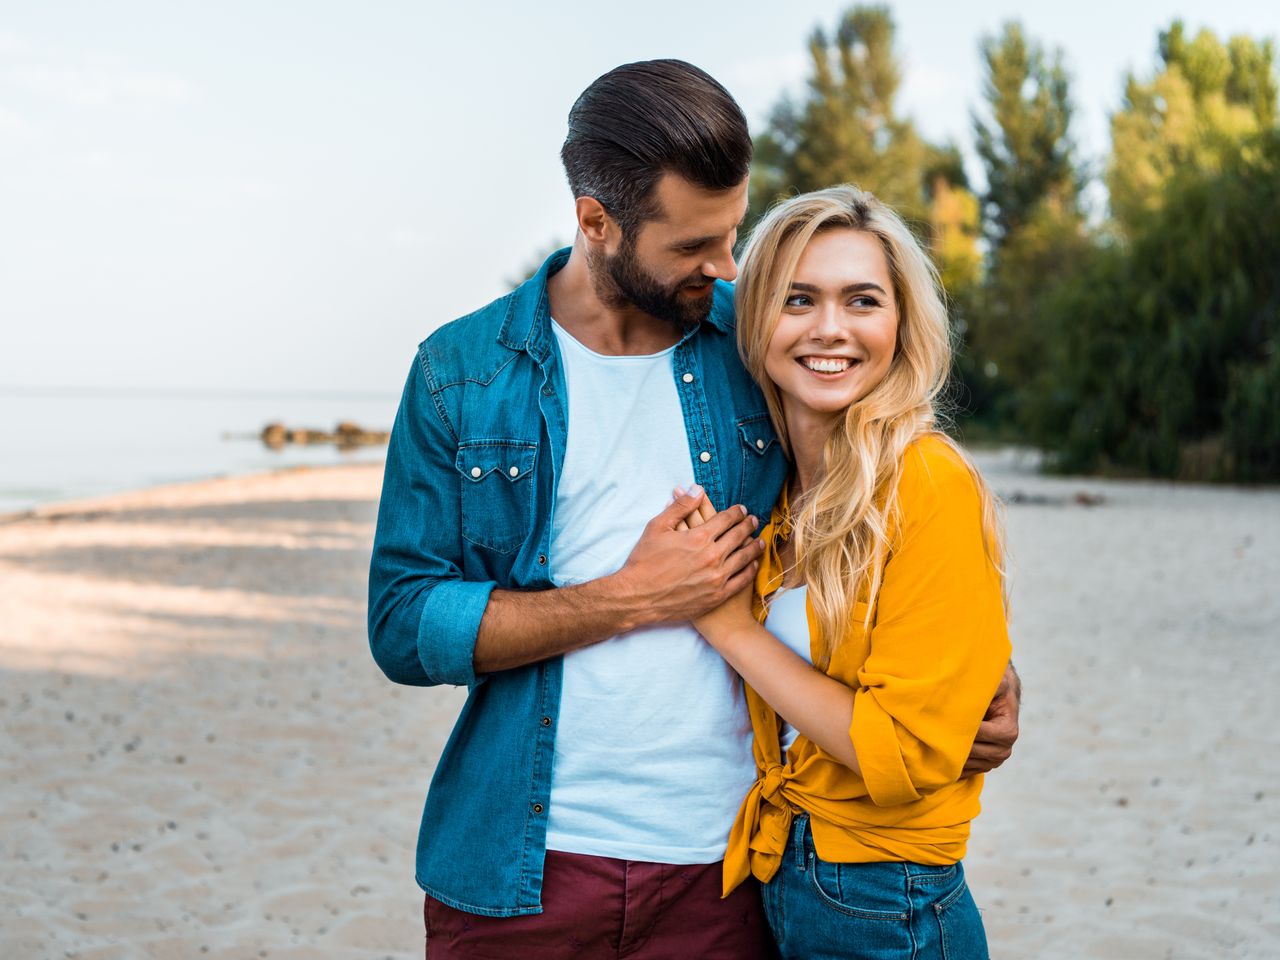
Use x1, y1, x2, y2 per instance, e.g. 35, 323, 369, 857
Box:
2, 0, 1277, 396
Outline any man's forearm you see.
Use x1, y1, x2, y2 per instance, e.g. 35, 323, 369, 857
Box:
472, 574, 650, 674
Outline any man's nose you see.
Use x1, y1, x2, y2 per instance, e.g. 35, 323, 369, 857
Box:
701, 244, 738, 284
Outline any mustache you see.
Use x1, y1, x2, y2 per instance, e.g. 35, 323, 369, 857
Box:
679, 275, 715, 290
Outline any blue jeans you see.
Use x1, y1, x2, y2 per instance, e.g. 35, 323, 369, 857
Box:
761, 816, 988, 960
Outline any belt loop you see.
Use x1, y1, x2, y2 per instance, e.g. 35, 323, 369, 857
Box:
791, 814, 808, 870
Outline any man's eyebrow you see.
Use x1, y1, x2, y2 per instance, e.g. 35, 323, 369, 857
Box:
671, 214, 748, 250
790, 281, 889, 296
670, 234, 720, 249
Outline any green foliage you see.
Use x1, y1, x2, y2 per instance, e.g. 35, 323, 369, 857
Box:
968, 205, 1093, 427
961, 21, 1085, 428
1224, 341, 1280, 482
1026, 129, 1280, 481
750, 6, 930, 222
1108, 21, 1277, 231
972, 22, 1079, 247
749, 6, 982, 315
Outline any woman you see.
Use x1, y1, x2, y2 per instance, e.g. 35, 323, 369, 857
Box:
685, 185, 1011, 959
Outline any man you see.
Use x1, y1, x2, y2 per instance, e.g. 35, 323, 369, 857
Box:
368, 59, 1019, 958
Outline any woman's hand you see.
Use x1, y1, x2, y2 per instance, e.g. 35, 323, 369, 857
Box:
676, 487, 759, 646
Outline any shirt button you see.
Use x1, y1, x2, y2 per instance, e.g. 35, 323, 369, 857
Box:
756, 438, 765, 450
537, 554, 547, 565
509, 466, 520, 477
470, 466, 482, 478
682, 372, 694, 384
532, 803, 544, 814
699, 451, 711, 463
540, 716, 552, 727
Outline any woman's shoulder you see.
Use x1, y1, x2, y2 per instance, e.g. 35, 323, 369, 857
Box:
898, 433, 983, 507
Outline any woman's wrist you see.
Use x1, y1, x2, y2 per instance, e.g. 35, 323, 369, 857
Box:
705, 618, 758, 656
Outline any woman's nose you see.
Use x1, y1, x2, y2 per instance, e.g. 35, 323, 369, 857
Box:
810, 306, 847, 342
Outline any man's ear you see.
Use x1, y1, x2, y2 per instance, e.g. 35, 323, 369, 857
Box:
575, 196, 620, 251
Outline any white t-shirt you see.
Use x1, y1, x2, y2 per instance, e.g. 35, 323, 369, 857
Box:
544, 320, 756, 863
762, 585, 813, 755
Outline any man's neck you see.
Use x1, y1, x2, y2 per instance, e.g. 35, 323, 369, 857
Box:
546, 238, 682, 357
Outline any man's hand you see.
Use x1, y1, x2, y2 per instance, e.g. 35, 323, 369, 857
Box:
610, 487, 763, 628
680, 491, 759, 645
474, 488, 761, 673
962, 661, 1021, 777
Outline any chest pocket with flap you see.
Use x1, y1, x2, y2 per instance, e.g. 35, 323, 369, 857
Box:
455, 439, 538, 554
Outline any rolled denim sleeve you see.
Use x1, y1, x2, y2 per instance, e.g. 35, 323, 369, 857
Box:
367, 353, 494, 688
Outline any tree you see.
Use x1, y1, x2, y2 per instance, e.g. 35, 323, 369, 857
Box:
750, 6, 931, 223
749, 6, 981, 302
962, 22, 1085, 429
967, 205, 1093, 423
972, 22, 1079, 249
1108, 22, 1277, 231
1027, 129, 1280, 481
924, 148, 982, 294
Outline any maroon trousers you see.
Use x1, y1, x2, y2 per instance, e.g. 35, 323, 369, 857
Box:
424, 850, 778, 959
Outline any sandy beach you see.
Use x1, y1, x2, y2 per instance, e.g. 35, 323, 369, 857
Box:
1, 455, 1276, 959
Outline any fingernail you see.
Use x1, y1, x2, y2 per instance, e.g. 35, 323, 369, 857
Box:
673, 485, 685, 497
688, 484, 704, 498
748, 515, 758, 527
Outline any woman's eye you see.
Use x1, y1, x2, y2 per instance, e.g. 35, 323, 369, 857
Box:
784, 294, 811, 308
851, 295, 881, 309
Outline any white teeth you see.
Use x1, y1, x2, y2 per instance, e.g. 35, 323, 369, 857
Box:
802, 357, 852, 373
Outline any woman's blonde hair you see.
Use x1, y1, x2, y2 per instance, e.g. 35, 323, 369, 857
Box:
735, 184, 1005, 664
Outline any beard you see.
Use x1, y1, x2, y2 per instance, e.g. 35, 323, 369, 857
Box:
594, 235, 715, 329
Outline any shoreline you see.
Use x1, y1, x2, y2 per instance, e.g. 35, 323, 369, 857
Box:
0, 461, 387, 526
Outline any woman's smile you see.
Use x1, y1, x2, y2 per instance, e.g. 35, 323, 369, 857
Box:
798, 355, 860, 375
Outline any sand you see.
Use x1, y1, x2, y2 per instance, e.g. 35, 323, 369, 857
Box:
0, 455, 1276, 959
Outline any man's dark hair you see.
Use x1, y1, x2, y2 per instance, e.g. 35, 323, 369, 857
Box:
561, 59, 752, 237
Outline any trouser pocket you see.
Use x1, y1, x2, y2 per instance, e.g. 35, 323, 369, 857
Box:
932, 867, 988, 960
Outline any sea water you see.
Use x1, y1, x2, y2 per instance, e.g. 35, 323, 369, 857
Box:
0, 388, 398, 514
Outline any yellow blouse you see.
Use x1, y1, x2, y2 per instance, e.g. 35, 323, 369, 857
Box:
722, 434, 1012, 896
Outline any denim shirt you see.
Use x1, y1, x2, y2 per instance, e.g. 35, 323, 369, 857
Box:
367, 248, 788, 916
